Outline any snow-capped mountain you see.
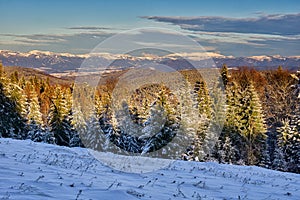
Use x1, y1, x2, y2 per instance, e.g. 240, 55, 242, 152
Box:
0, 50, 299, 74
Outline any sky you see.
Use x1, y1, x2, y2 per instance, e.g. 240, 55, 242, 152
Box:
0, 0, 299, 56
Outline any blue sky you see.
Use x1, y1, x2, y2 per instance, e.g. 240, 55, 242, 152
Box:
0, 0, 299, 56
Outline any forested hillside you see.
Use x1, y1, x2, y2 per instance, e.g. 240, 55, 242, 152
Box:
0, 61, 299, 173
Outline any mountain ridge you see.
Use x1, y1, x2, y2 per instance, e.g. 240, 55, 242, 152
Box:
1, 50, 299, 74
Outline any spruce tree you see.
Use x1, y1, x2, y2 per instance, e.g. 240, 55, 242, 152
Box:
217, 81, 243, 164
239, 82, 266, 165
140, 88, 180, 158
179, 80, 203, 160
48, 86, 73, 146
272, 70, 300, 173
221, 64, 229, 89
0, 73, 27, 139
264, 67, 294, 164
27, 83, 43, 125
274, 119, 290, 171
0, 61, 3, 77
25, 82, 45, 142
203, 79, 226, 161
219, 136, 237, 164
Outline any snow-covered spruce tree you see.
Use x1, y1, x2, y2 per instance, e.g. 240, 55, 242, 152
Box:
71, 105, 86, 146
140, 89, 180, 158
270, 70, 300, 173
215, 81, 242, 164
217, 77, 267, 166
221, 64, 229, 89
288, 118, 300, 173
6, 76, 28, 120
273, 119, 290, 171
10, 71, 19, 84
272, 145, 287, 172
109, 101, 146, 154
94, 88, 114, 140
213, 66, 247, 164
73, 84, 112, 149
84, 112, 108, 150
196, 80, 224, 162
38, 78, 52, 124
204, 78, 226, 162
71, 106, 96, 148
64, 87, 81, 147
238, 82, 266, 165
94, 89, 111, 119
27, 83, 43, 125
179, 80, 205, 160
264, 67, 295, 164
275, 70, 300, 173
25, 82, 44, 142
0, 61, 3, 77
195, 80, 212, 120
276, 119, 299, 173
48, 86, 73, 146
0, 67, 27, 139
218, 136, 237, 164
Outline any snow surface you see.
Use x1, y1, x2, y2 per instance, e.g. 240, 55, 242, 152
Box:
0, 138, 299, 200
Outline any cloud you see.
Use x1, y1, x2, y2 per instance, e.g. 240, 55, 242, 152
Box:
1, 19, 300, 57
0, 32, 114, 54
141, 14, 300, 56
188, 31, 300, 47
67, 26, 115, 30
0, 33, 67, 45
142, 13, 300, 36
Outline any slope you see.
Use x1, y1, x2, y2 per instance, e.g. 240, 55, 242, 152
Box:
0, 138, 299, 200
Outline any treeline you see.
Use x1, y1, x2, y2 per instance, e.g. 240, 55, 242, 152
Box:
0, 61, 299, 173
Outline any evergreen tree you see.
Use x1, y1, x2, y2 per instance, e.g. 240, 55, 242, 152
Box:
239, 82, 266, 165
140, 88, 180, 158
271, 70, 300, 173
48, 86, 73, 146
203, 79, 226, 161
5, 79, 27, 118
0, 61, 3, 77
264, 67, 294, 164
179, 80, 203, 161
221, 64, 229, 89
25, 82, 44, 142
218, 136, 237, 164
194, 81, 211, 119
219, 79, 266, 165
0, 75, 27, 139
274, 119, 290, 171
10, 71, 19, 84
27, 83, 43, 125
82, 113, 106, 149
216, 81, 242, 164
272, 145, 286, 171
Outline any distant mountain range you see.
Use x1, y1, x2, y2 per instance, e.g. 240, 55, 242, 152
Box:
1, 50, 299, 75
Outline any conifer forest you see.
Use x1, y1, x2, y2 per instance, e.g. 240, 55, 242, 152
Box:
0, 61, 299, 173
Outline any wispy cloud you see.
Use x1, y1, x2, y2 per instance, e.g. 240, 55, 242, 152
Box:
67, 26, 116, 31
141, 13, 300, 56
0, 32, 114, 53
142, 13, 300, 36
0, 33, 67, 45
